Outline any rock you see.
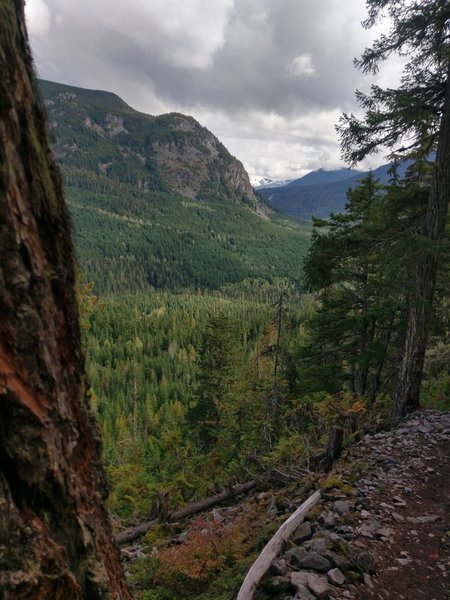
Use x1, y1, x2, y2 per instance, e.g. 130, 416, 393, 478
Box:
294, 585, 316, 600
359, 518, 382, 537
267, 500, 284, 516
292, 572, 327, 599
292, 521, 313, 544
357, 497, 372, 509
298, 552, 332, 573
286, 547, 308, 567
391, 512, 405, 523
395, 557, 412, 566
392, 496, 407, 506
290, 571, 309, 587
292, 583, 316, 599
332, 500, 351, 515
306, 573, 330, 598
323, 513, 336, 528
120, 546, 145, 561
417, 423, 432, 434
263, 576, 291, 593
406, 516, 420, 524
212, 508, 224, 522
327, 567, 346, 586
323, 551, 353, 571
258, 491, 272, 501
270, 558, 286, 576
306, 537, 327, 554
174, 531, 188, 544
335, 525, 355, 540
374, 526, 392, 539
415, 515, 440, 523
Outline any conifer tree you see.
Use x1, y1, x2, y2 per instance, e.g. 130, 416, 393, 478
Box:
188, 314, 239, 450
302, 173, 429, 400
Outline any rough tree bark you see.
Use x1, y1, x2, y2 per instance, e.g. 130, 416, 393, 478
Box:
0, 2, 131, 598
394, 61, 450, 417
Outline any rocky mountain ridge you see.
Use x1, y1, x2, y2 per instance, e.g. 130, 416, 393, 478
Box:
36, 80, 312, 293
40, 79, 268, 216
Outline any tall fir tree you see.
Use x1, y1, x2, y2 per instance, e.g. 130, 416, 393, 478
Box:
337, 0, 450, 415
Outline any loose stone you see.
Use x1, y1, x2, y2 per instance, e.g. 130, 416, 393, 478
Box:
327, 567, 346, 586
298, 551, 332, 573
306, 572, 330, 599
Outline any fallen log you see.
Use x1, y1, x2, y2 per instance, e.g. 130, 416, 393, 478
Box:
116, 479, 257, 545
236, 489, 322, 600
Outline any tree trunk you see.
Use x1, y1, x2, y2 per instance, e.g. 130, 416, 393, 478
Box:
316, 426, 344, 472
0, 3, 131, 598
394, 62, 450, 417
368, 315, 394, 404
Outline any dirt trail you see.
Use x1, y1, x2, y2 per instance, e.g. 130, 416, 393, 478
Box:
350, 411, 450, 600
252, 410, 450, 600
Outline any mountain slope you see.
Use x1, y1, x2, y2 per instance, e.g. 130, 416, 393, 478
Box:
39, 80, 310, 292
284, 167, 363, 188
41, 79, 265, 214
259, 163, 409, 220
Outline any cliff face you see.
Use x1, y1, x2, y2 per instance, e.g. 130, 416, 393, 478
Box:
0, 3, 130, 598
39, 80, 270, 216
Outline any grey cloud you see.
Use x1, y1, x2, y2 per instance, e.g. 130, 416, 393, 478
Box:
27, 0, 386, 179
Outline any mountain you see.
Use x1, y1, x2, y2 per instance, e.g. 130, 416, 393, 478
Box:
258, 163, 409, 220
39, 80, 311, 293
284, 167, 363, 188
252, 176, 295, 189
41, 79, 266, 215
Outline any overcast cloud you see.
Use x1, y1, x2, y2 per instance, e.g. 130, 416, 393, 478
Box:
26, 0, 399, 182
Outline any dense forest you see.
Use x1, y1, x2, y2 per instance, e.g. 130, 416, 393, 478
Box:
79, 169, 448, 599
54, 22, 449, 594
1, 0, 448, 598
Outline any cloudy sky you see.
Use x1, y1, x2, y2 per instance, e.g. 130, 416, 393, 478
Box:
25, 0, 400, 183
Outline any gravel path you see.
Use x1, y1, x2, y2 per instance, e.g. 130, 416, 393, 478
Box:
257, 409, 450, 600
350, 410, 450, 600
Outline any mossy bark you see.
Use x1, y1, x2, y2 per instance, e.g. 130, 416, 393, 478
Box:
0, 2, 131, 598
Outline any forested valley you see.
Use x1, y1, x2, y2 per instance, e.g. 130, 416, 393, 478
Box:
1, 1, 448, 596
60, 81, 449, 597
77, 167, 448, 599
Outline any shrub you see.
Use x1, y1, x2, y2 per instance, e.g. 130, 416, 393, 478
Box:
155, 516, 248, 594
